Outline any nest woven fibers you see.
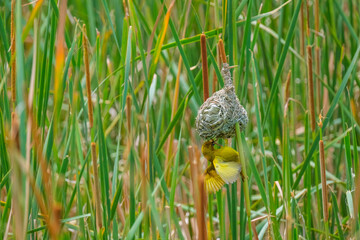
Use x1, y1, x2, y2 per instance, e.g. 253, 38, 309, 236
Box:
196, 63, 248, 140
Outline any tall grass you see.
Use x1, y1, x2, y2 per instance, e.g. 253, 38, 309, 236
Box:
0, 0, 360, 239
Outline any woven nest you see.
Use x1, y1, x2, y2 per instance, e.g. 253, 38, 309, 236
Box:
195, 63, 248, 140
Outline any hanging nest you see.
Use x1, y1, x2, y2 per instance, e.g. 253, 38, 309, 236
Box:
196, 63, 248, 140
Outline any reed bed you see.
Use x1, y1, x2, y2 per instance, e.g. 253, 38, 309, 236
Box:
0, 0, 360, 239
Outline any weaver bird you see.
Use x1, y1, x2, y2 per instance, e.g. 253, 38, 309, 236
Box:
202, 140, 243, 193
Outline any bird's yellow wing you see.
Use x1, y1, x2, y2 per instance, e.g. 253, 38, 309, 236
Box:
214, 146, 240, 163
213, 156, 241, 184
204, 164, 225, 193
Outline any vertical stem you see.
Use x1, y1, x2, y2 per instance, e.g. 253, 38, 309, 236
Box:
304, 113, 312, 238
10, 0, 16, 106
212, 47, 220, 94
91, 142, 103, 230
83, 24, 93, 129
197, 175, 207, 240
201, 34, 209, 101
283, 104, 292, 240
315, 46, 321, 113
284, 69, 292, 240
126, 95, 132, 135
307, 46, 315, 132
235, 123, 252, 238
314, 0, 321, 114
189, 146, 200, 238
300, 2, 305, 57
314, 0, 319, 33
319, 140, 328, 221
319, 118, 329, 238
84, 23, 101, 233
285, 70, 292, 103
306, 2, 314, 132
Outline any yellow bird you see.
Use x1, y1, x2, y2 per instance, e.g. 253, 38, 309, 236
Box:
202, 140, 242, 193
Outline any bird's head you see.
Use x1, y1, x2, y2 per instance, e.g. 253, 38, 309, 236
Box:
202, 139, 215, 161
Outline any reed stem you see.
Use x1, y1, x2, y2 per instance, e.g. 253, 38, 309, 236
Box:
314, 0, 321, 114
201, 34, 209, 101
83, 24, 93, 129
91, 142, 103, 230
307, 46, 316, 132
319, 139, 328, 222
10, 0, 16, 105
197, 175, 207, 240
235, 123, 252, 237
285, 70, 292, 103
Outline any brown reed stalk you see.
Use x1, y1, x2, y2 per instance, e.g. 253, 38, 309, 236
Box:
315, 47, 321, 113
284, 70, 292, 118
212, 49, 219, 94
126, 95, 132, 133
178, 205, 192, 239
188, 146, 200, 237
201, 34, 209, 101
136, 96, 148, 213
83, 24, 93, 129
285, 70, 292, 103
314, 0, 319, 33
306, 1, 310, 39
188, 146, 198, 191
314, 0, 321, 114
11, 0, 16, 104
91, 142, 103, 230
11, 112, 19, 148
318, 115, 328, 224
197, 175, 207, 240
218, 39, 227, 64
351, 99, 359, 124
307, 46, 316, 132
300, 2, 305, 56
